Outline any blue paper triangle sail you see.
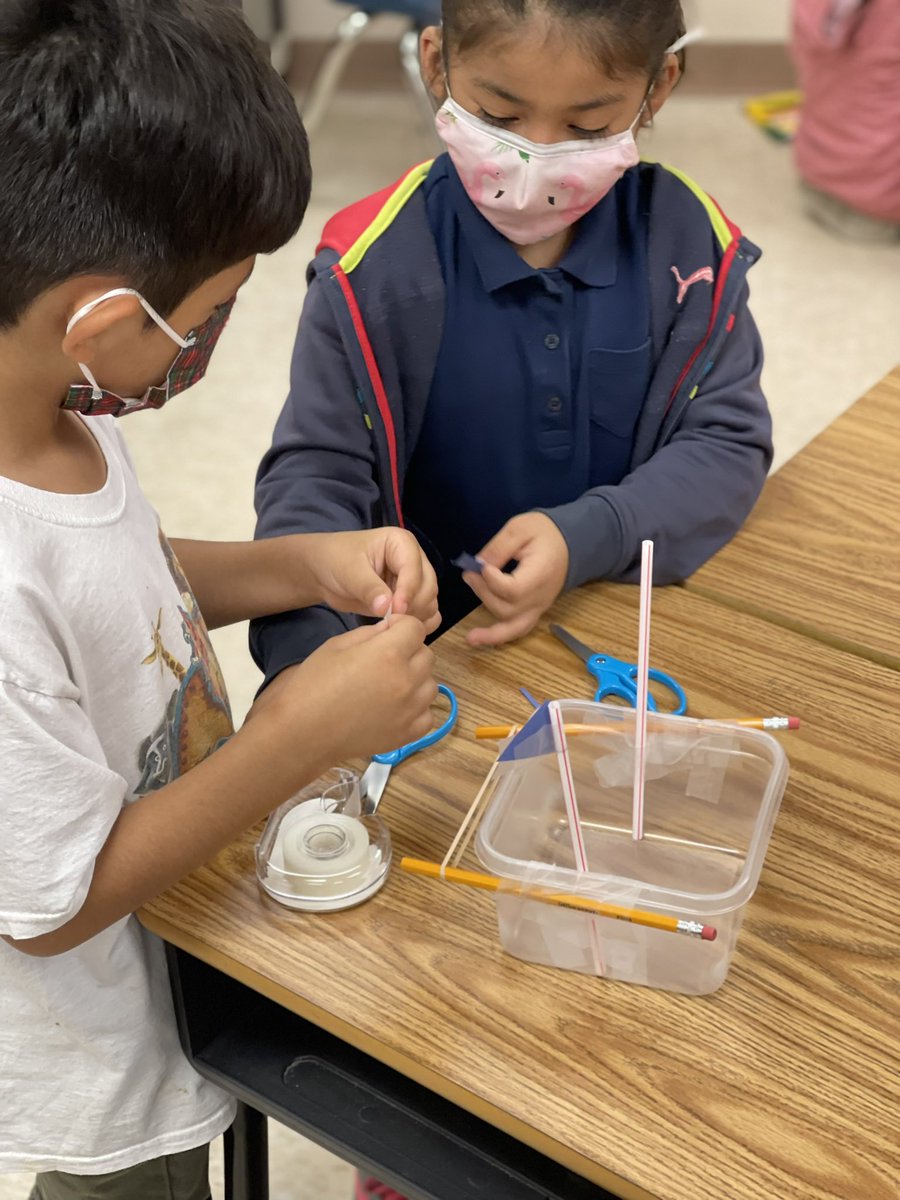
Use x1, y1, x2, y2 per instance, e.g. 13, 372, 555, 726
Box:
497, 702, 559, 763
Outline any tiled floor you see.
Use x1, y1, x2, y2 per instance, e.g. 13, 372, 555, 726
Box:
2, 84, 898, 1200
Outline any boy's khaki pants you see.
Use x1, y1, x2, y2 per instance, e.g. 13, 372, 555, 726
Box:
29, 1144, 210, 1200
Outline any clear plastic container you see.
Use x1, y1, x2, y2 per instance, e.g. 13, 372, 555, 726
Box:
475, 701, 789, 995
256, 768, 391, 912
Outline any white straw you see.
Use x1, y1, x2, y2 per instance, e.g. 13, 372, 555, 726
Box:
550, 702, 604, 975
632, 540, 654, 841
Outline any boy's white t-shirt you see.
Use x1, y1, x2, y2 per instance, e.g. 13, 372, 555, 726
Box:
0, 417, 236, 1174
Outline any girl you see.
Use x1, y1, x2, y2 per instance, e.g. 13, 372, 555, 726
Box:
252, 0, 772, 689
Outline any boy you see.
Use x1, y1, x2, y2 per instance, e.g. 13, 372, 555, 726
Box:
0, 3, 439, 1198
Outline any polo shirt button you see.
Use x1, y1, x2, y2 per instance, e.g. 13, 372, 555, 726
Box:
547, 396, 563, 414
544, 334, 561, 350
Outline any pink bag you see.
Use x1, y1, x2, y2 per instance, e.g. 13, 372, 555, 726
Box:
792, 0, 900, 222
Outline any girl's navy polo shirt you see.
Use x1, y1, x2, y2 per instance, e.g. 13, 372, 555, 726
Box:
403, 155, 651, 627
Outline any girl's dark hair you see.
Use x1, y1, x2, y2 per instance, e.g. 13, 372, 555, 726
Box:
442, 0, 687, 79
0, 0, 311, 329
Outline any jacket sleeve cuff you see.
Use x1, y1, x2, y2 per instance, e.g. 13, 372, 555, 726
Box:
249, 606, 358, 693
537, 494, 628, 591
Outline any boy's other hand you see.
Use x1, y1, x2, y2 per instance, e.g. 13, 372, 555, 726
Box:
248, 615, 437, 760
463, 514, 569, 647
303, 530, 440, 631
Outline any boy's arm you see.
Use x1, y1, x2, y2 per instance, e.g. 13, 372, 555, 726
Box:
1, 616, 436, 958
167, 529, 438, 633
251, 274, 385, 685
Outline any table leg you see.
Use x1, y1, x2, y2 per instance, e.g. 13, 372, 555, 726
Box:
224, 1101, 269, 1200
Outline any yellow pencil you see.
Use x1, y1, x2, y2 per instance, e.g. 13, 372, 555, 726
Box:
475, 716, 800, 740
474, 723, 622, 740
400, 857, 717, 941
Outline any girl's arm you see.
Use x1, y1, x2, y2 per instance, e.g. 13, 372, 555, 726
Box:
251, 275, 385, 685
544, 286, 771, 587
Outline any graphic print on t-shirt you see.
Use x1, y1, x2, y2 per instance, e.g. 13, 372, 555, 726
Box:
135, 530, 233, 792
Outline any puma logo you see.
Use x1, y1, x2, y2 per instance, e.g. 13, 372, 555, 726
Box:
671, 265, 715, 304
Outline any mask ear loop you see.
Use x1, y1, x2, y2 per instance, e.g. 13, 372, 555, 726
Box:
639, 28, 704, 135
667, 28, 705, 55
65, 288, 195, 402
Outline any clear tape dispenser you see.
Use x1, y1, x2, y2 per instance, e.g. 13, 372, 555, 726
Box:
256, 768, 391, 912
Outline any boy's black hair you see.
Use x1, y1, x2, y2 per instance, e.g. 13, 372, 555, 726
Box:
442, 0, 687, 79
0, 0, 311, 328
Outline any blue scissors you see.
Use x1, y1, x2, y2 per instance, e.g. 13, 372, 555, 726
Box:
550, 624, 687, 716
359, 684, 458, 814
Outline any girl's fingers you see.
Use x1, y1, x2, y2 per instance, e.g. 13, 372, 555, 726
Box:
466, 611, 537, 648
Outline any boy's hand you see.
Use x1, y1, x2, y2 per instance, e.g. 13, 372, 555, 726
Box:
463, 514, 569, 647
248, 615, 438, 760
302, 530, 440, 632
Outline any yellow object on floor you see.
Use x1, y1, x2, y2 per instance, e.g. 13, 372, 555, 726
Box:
744, 90, 803, 142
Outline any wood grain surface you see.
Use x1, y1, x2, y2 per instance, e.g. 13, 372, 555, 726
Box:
686, 366, 900, 668
140, 585, 900, 1200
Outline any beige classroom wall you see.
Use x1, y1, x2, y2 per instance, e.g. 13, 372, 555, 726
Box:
286, 0, 790, 41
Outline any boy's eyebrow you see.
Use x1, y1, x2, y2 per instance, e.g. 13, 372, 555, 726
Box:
474, 80, 626, 111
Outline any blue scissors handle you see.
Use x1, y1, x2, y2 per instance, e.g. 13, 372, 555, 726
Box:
372, 684, 458, 767
588, 654, 687, 716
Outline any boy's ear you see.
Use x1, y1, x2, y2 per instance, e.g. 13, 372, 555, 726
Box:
646, 54, 682, 123
419, 25, 447, 106
61, 290, 143, 368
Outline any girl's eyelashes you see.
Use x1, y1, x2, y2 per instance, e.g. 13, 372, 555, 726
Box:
476, 108, 611, 140
477, 107, 518, 127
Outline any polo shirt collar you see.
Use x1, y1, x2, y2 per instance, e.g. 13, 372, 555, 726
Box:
447, 160, 620, 293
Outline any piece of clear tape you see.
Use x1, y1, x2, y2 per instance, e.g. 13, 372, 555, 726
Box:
497, 861, 648, 981
593, 730, 738, 806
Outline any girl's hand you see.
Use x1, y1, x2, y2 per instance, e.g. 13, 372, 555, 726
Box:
463, 514, 569, 647
305, 529, 441, 632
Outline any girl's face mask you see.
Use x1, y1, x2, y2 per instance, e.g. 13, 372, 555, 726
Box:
435, 95, 645, 245
435, 34, 695, 246
62, 288, 235, 418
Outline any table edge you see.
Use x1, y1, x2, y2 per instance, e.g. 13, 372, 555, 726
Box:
140, 909, 656, 1200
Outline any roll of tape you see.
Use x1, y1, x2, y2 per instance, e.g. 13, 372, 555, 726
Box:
281, 812, 371, 892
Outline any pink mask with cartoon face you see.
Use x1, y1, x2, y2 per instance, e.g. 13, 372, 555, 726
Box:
435, 95, 643, 245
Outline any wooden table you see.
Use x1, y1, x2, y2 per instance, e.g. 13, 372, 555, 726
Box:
141, 584, 900, 1200
685, 366, 900, 668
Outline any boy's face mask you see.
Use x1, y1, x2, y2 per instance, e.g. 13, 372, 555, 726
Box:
62, 288, 235, 418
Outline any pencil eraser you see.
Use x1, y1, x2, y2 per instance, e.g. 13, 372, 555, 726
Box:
701, 926, 717, 942
787, 716, 800, 730
451, 552, 484, 575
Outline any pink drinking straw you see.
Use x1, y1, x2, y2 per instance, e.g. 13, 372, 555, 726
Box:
550, 701, 605, 974
632, 540, 654, 841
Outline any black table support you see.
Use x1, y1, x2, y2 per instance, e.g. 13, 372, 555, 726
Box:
166, 945, 619, 1200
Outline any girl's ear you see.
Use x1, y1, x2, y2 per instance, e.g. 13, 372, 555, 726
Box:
645, 53, 682, 124
419, 25, 448, 106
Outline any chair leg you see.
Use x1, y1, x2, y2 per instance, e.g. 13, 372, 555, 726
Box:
300, 9, 372, 136
223, 1101, 269, 1200
398, 26, 440, 143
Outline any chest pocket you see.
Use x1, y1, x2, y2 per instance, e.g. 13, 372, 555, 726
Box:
587, 339, 652, 438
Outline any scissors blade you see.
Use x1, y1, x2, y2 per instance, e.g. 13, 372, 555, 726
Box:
549, 623, 596, 665
360, 760, 392, 815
